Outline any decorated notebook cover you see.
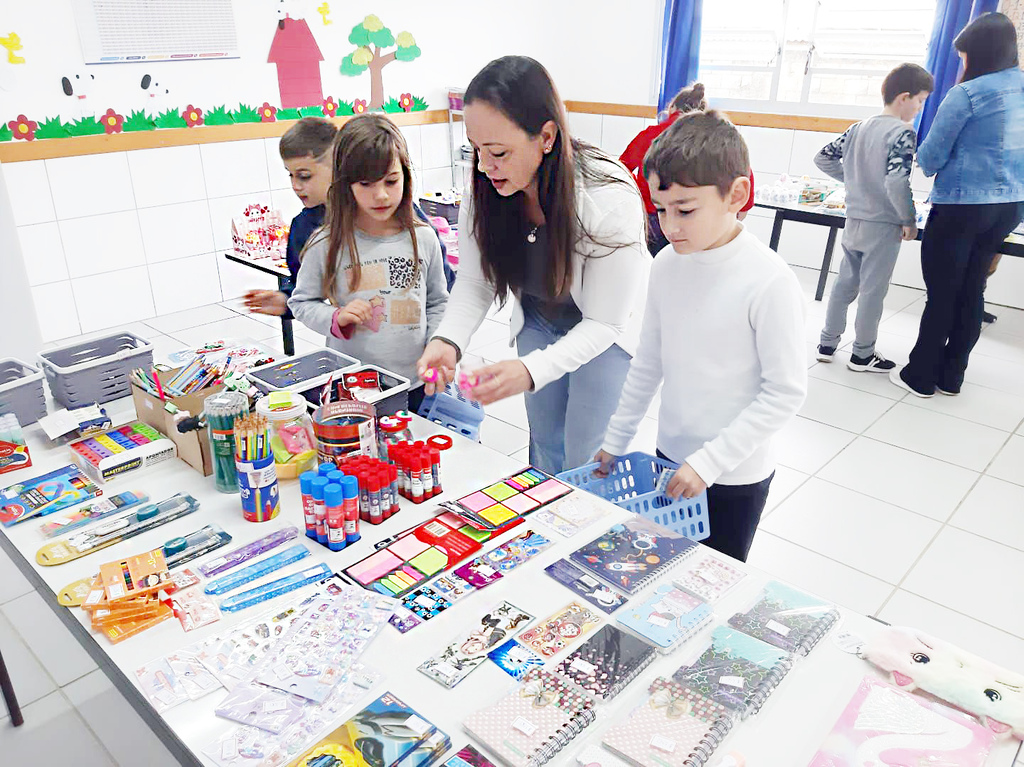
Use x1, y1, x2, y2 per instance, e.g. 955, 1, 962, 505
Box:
532, 493, 610, 539
673, 550, 746, 603
518, 601, 603, 658
569, 517, 698, 595
602, 677, 733, 767
444, 743, 500, 767
554, 624, 657, 700
727, 580, 841, 655
451, 467, 573, 530
0, 464, 102, 526
672, 626, 793, 716
488, 639, 545, 680
617, 584, 713, 652
544, 558, 628, 614
418, 601, 534, 688
464, 667, 596, 767
808, 676, 994, 767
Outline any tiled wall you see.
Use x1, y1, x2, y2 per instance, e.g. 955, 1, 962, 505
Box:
5, 123, 456, 343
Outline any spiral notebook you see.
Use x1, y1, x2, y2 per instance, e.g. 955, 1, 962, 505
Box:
672, 550, 746, 603
616, 584, 713, 653
672, 626, 793, 717
602, 677, 732, 767
569, 517, 698, 595
554, 624, 657, 701
464, 667, 596, 767
727, 580, 840, 656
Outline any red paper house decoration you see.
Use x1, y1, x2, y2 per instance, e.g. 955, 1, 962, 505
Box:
268, 16, 325, 109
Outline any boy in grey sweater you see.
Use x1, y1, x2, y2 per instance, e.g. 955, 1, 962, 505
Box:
815, 63, 934, 372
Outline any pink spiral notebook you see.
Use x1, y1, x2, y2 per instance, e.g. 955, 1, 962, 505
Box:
808, 676, 994, 767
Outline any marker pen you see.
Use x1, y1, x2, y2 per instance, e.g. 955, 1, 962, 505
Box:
311, 476, 329, 545
343, 475, 360, 544
299, 471, 318, 539
325, 483, 346, 551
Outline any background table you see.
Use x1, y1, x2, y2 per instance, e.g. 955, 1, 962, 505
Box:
1, 396, 1020, 766
223, 252, 294, 356
756, 200, 1024, 302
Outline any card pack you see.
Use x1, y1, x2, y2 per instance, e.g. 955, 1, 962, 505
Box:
544, 558, 628, 614
518, 601, 602, 658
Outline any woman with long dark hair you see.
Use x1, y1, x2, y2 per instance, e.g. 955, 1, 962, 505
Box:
892, 12, 1024, 397
417, 56, 648, 473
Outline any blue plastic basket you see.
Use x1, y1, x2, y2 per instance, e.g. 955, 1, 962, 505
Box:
417, 383, 485, 441
557, 451, 710, 541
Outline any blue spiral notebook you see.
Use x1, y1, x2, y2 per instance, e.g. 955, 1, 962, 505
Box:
616, 583, 713, 652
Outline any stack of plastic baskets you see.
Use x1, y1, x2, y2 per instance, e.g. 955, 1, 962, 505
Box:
38, 331, 154, 408
0, 358, 47, 425
416, 383, 485, 441
557, 451, 710, 541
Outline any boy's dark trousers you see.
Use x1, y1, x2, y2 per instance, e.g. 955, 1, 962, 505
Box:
657, 449, 773, 562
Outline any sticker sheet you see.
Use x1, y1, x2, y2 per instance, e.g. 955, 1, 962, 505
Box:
517, 601, 602, 658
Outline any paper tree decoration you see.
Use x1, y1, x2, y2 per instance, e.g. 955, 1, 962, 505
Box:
339, 15, 421, 110
268, 16, 325, 109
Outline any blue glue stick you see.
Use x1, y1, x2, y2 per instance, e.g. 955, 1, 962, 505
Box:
325, 483, 346, 552
318, 462, 335, 477
312, 476, 329, 545
342, 475, 360, 544
299, 471, 318, 540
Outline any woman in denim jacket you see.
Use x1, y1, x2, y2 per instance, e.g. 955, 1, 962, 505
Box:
892, 13, 1024, 398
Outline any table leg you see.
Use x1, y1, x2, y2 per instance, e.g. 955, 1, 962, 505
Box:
0, 647, 24, 726
277, 276, 295, 356
816, 226, 839, 301
769, 211, 784, 251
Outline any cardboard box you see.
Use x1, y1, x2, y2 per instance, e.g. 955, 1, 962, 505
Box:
131, 369, 222, 477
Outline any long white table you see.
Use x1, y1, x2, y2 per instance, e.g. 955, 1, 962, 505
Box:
2, 397, 1020, 766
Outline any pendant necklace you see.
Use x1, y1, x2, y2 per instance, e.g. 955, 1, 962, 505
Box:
527, 225, 538, 243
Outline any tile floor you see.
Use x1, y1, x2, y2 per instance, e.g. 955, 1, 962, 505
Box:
3, 265, 1024, 764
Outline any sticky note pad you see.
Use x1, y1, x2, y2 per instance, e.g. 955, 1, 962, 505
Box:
483, 482, 518, 502
502, 494, 541, 514
388, 535, 431, 560
410, 548, 448, 576
268, 392, 291, 409
348, 549, 402, 584
459, 491, 495, 513
480, 503, 517, 526
460, 526, 491, 543
525, 479, 572, 504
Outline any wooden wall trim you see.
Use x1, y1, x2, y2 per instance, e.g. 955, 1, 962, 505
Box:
563, 100, 855, 133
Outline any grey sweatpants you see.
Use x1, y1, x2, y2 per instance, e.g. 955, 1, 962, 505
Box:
820, 218, 903, 359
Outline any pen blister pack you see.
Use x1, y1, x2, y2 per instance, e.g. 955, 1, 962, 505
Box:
164, 524, 233, 569
198, 526, 300, 577
38, 490, 149, 538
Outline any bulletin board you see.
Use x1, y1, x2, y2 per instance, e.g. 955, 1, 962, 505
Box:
73, 0, 239, 64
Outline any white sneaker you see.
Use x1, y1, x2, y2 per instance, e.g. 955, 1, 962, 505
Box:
889, 367, 934, 398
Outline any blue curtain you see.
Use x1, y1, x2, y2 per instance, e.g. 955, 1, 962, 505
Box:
658, 0, 704, 113
917, 0, 998, 141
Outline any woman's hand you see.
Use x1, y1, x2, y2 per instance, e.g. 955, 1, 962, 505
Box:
243, 290, 289, 316
464, 360, 534, 405
417, 340, 458, 395
666, 463, 707, 500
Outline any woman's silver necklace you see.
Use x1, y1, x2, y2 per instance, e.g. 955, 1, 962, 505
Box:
527, 225, 539, 243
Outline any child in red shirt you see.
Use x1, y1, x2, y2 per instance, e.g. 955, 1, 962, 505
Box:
621, 82, 754, 254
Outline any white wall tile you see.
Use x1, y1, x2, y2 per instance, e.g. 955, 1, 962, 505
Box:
264, 137, 291, 189
422, 167, 454, 195
148, 253, 223, 315
420, 122, 452, 170
201, 139, 271, 199
738, 127, 794, 175
567, 112, 603, 147
45, 152, 136, 219
217, 254, 276, 301
3, 160, 56, 225
208, 191, 273, 251
126, 145, 206, 208
59, 211, 145, 277
600, 115, 645, 158
789, 130, 842, 179
18, 222, 68, 285
270, 188, 304, 225
771, 220, 832, 270
72, 266, 155, 333
400, 125, 423, 174
31, 281, 80, 342
137, 201, 215, 264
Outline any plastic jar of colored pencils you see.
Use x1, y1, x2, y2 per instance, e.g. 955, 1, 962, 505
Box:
204, 390, 249, 493
234, 412, 281, 523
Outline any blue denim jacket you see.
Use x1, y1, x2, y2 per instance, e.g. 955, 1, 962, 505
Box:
917, 67, 1024, 204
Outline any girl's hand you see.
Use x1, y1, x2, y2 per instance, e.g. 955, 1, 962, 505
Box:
592, 450, 618, 478
463, 360, 534, 405
243, 290, 289, 316
336, 299, 373, 327
666, 463, 707, 500
417, 340, 458, 395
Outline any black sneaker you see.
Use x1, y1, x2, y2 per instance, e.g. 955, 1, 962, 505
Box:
847, 352, 896, 373
816, 345, 836, 362
982, 310, 997, 324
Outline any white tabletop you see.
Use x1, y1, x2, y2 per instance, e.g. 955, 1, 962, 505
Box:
2, 397, 1020, 767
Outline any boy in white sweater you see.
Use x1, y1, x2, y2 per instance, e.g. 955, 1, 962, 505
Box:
595, 111, 807, 562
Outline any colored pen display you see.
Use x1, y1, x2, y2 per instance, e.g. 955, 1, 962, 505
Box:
219, 563, 332, 612
204, 544, 311, 595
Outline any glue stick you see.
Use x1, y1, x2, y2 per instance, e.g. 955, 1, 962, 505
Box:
318, 462, 335, 477
429, 448, 442, 496
419, 449, 434, 498
325, 483, 346, 551
367, 474, 383, 525
410, 455, 424, 504
312, 476, 329, 545
299, 471, 318, 540
388, 465, 400, 515
343, 475, 360, 544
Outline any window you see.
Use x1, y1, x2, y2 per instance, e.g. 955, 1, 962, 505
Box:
698, 0, 935, 111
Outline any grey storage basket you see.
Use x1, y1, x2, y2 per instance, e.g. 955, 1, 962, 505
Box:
245, 348, 359, 398
37, 331, 154, 408
0, 358, 47, 424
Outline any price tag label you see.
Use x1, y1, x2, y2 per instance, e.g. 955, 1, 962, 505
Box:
404, 715, 430, 736
766, 619, 791, 637
263, 698, 288, 713
650, 735, 676, 753
221, 737, 238, 760
719, 675, 745, 689
647, 613, 672, 628
513, 716, 537, 736
570, 658, 597, 675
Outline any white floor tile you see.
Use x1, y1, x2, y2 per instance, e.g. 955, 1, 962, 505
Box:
0, 549, 33, 605
149, 333, 200, 366
485, 393, 529, 431
1, 592, 96, 687
865, 403, 1008, 472
478, 416, 529, 456
0, 612, 56, 708
878, 305, 925, 339
986, 434, 1024, 486
292, 323, 326, 345
143, 303, 238, 334
961, 353, 1024, 398
901, 383, 1024, 433
473, 338, 519, 364
0, 691, 114, 766
972, 329, 1024, 367
168, 316, 279, 348
763, 465, 810, 514
760, 478, 941, 584
467, 319, 511, 354
902, 527, 1024, 638
876, 590, 1024, 674
840, 330, 915, 365
773, 416, 855, 474
817, 437, 978, 522
747, 532, 893, 615
799, 377, 895, 433
809, 354, 908, 401
950, 476, 1024, 553
511, 446, 530, 465
64, 670, 179, 767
